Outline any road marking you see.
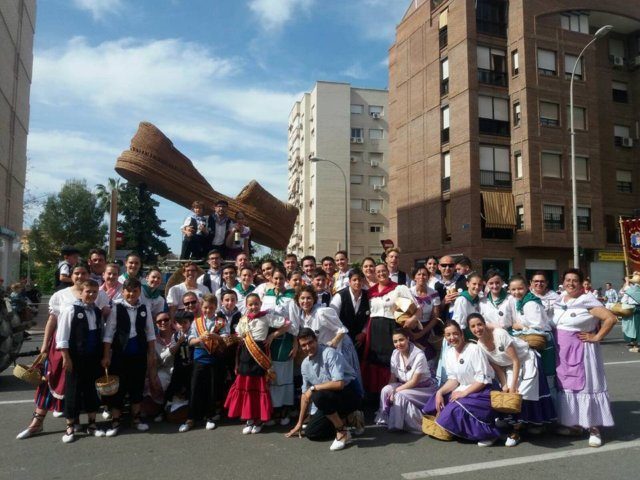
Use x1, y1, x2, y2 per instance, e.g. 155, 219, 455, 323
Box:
401, 439, 640, 479
0, 399, 33, 405
603, 360, 640, 366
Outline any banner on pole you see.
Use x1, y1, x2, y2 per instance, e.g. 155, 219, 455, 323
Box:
620, 217, 640, 273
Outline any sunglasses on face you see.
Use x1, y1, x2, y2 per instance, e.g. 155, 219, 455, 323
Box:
184, 300, 198, 307
156, 318, 171, 324
440, 263, 455, 268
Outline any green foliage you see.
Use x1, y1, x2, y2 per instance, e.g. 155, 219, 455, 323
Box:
252, 249, 285, 267
28, 179, 107, 266
118, 182, 170, 264
95, 177, 122, 215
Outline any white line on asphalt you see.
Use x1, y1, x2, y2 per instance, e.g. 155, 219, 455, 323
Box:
401, 439, 640, 479
603, 360, 640, 366
0, 399, 33, 405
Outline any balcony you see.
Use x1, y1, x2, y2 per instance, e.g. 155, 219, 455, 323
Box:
479, 118, 510, 136
477, 68, 507, 87
480, 169, 511, 188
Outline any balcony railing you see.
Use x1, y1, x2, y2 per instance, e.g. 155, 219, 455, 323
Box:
479, 118, 510, 136
480, 169, 511, 188
477, 68, 507, 87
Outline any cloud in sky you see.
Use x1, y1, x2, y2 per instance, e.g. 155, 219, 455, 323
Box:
71, 0, 124, 20
249, 0, 314, 31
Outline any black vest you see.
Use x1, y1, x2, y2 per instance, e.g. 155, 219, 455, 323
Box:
216, 308, 242, 333
68, 304, 102, 358
113, 303, 148, 354
318, 291, 331, 308
338, 289, 370, 341
54, 261, 72, 291
207, 215, 232, 246
202, 270, 221, 293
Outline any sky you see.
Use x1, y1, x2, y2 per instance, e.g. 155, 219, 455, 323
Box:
26, 0, 411, 253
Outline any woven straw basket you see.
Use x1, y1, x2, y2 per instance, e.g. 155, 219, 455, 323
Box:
13, 353, 46, 387
95, 369, 119, 397
610, 303, 635, 318
521, 334, 546, 351
490, 391, 523, 414
422, 415, 453, 441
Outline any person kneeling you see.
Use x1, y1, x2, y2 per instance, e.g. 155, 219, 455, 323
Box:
286, 328, 362, 451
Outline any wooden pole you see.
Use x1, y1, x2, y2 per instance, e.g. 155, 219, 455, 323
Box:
619, 216, 631, 277
108, 189, 118, 260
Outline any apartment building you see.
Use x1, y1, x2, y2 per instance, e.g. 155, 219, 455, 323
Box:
287, 81, 389, 262
0, 1, 35, 282
388, 0, 640, 287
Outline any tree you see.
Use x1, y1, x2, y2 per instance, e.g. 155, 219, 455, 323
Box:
95, 177, 122, 215
28, 179, 107, 291
118, 182, 170, 264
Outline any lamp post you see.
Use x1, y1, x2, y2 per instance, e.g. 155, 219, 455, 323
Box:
570, 24, 613, 268
309, 156, 349, 252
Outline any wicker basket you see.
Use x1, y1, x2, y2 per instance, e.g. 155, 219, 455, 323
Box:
610, 303, 635, 318
12, 353, 46, 387
521, 333, 546, 351
490, 391, 523, 414
96, 368, 119, 397
422, 415, 453, 441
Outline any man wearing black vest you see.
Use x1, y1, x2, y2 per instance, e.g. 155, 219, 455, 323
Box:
207, 199, 234, 260
384, 248, 409, 286
197, 249, 223, 293
330, 269, 369, 356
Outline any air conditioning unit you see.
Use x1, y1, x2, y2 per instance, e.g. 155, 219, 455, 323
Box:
356, 137, 364, 144
371, 112, 381, 119
369, 208, 379, 214
622, 137, 634, 147
350, 156, 358, 163
613, 56, 625, 66
370, 160, 379, 167
373, 185, 382, 191
350, 137, 358, 143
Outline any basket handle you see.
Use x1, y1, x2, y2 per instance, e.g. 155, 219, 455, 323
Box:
28, 353, 47, 371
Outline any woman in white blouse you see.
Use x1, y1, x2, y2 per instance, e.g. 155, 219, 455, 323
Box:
422, 320, 501, 446
479, 269, 512, 330
552, 268, 617, 447
469, 313, 556, 447
409, 265, 442, 370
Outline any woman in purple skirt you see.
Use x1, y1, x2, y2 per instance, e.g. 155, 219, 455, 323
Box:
422, 320, 501, 446
468, 313, 556, 447
552, 268, 617, 447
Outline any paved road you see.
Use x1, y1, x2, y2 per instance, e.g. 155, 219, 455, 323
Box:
1, 315, 638, 480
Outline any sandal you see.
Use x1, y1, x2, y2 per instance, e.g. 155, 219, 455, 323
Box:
329, 427, 352, 451
16, 412, 45, 440
62, 424, 75, 444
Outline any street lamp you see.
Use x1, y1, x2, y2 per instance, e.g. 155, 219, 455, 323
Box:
309, 155, 349, 252
570, 24, 613, 268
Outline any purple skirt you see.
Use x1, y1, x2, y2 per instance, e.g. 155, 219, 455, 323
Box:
422, 385, 501, 441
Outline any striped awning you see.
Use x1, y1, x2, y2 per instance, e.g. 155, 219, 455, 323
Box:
481, 191, 516, 229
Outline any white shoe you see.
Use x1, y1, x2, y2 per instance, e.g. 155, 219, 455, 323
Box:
329, 430, 352, 451
135, 422, 149, 432
589, 429, 602, 447
101, 410, 112, 421
264, 419, 276, 426
477, 438, 496, 447
250, 424, 263, 434
52, 411, 64, 418
280, 416, 291, 426
505, 435, 520, 447
205, 421, 216, 430
93, 429, 106, 438
154, 414, 164, 423
62, 432, 75, 444
242, 425, 253, 435
178, 422, 192, 433
87, 425, 105, 437
105, 422, 120, 437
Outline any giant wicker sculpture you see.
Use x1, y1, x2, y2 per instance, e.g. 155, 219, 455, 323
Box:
115, 122, 298, 250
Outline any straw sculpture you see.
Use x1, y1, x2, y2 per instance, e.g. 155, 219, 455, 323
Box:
115, 122, 298, 250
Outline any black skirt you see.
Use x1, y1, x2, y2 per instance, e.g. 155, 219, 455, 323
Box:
367, 316, 396, 366
237, 341, 267, 377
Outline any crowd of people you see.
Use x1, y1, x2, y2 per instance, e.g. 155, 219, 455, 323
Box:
12, 202, 635, 452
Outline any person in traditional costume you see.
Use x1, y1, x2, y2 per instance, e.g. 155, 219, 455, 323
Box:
469, 313, 556, 447
479, 269, 513, 330
197, 249, 223, 294
233, 266, 256, 314
408, 265, 442, 370
224, 293, 289, 434
167, 262, 209, 319
422, 320, 501, 446
332, 250, 352, 293
375, 328, 437, 433
101, 263, 123, 304
329, 269, 369, 356
619, 272, 640, 352
142, 267, 166, 318
424, 256, 442, 289
529, 271, 559, 323
143, 311, 174, 421
361, 257, 378, 289
362, 263, 419, 394
552, 269, 617, 447
118, 252, 142, 284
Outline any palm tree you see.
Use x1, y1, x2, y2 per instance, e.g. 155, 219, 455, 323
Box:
95, 177, 122, 215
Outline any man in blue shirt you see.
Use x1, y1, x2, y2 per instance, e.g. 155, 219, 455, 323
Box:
285, 328, 361, 451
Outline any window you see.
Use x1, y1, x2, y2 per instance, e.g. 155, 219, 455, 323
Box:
543, 204, 564, 230
479, 145, 510, 187
369, 128, 384, 140
612, 81, 628, 103
369, 152, 383, 165
577, 207, 591, 231
369, 224, 383, 233
477, 46, 507, 86
541, 152, 562, 178
351, 127, 364, 140
442, 152, 451, 191
609, 38, 626, 63
443, 200, 452, 241
511, 50, 519, 75
441, 105, 450, 143
537, 49, 557, 76
369, 175, 385, 187
614, 125, 630, 146
350, 175, 363, 185
369, 105, 384, 116
567, 106, 586, 130
616, 170, 633, 193
351, 222, 364, 233
574, 156, 589, 181
515, 151, 523, 178
441, 58, 449, 95
478, 96, 509, 135
565, 54, 582, 80
350, 152, 363, 163
560, 12, 589, 34
439, 9, 448, 49
540, 101, 559, 127
476, 0, 507, 37
516, 205, 524, 230
351, 104, 363, 114
351, 246, 364, 256
369, 199, 383, 211
513, 101, 521, 126
350, 199, 365, 210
